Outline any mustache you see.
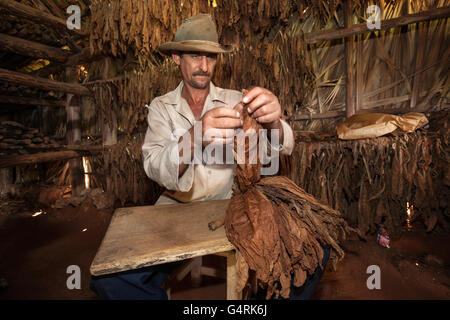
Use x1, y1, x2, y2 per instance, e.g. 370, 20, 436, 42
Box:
192, 71, 211, 77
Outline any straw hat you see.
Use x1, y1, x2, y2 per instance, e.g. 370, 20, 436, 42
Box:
157, 14, 232, 55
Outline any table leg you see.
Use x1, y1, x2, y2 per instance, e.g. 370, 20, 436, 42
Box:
226, 251, 242, 300
191, 256, 202, 287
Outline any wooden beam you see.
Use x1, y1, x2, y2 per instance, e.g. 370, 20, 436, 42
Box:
306, 6, 450, 44
0, 150, 91, 168
0, 94, 66, 107
0, 33, 70, 62
0, 68, 91, 96
0, 0, 88, 37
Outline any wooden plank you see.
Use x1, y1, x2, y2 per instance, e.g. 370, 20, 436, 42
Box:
0, 94, 66, 107
0, 0, 88, 37
0, 68, 91, 96
0, 150, 90, 168
90, 199, 234, 276
0, 33, 70, 62
306, 6, 450, 44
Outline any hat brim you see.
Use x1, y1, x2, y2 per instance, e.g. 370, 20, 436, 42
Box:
157, 40, 232, 55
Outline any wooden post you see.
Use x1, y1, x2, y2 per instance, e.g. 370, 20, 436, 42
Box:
0, 167, 13, 195
356, 32, 363, 111
226, 251, 241, 300
65, 66, 84, 196
101, 58, 117, 195
345, 0, 355, 117
191, 256, 202, 287
410, 21, 427, 108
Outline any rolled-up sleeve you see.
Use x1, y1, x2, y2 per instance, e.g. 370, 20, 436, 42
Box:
142, 99, 194, 192
279, 119, 295, 156
266, 119, 295, 156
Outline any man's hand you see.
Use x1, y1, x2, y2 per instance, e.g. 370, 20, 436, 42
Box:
243, 87, 283, 142
200, 107, 242, 147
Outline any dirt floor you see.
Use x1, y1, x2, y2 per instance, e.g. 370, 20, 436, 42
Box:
0, 202, 449, 300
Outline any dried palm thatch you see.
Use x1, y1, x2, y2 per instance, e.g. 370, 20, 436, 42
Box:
224, 96, 358, 299
287, 110, 450, 236
293, 0, 449, 132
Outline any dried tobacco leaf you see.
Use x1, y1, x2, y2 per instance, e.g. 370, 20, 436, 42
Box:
224, 93, 356, 299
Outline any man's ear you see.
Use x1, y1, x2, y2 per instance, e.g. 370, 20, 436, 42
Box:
172, 52, 181, 65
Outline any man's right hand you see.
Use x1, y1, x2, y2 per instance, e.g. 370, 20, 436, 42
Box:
200, 107, 242, 147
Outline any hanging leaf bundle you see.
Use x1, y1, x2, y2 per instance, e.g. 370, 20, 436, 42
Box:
224, 97, 358, 299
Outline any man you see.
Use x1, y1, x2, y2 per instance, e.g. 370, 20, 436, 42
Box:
90, 14, 328, 300
143, 13, 295, 205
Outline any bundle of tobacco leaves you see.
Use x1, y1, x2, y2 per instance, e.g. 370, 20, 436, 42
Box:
224, 98, 358, 299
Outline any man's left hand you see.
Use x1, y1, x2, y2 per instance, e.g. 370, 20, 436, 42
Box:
242, 87, 282, 130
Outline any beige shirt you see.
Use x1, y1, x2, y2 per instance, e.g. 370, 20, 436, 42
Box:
142, 81, 295, 204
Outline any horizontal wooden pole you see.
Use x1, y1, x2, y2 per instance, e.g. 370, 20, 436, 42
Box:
0, 94, 66, 107
288, 111, 346, 121
0, 150, 91, 168
0, 68, 91, 96
306, 6, 450, 44
0, 33, 70, 62
65, 144, 111, 151
0, 0, 88, 37
289, 105, 439, 121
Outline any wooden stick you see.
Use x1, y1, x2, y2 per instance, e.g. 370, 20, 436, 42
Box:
0, 0, 88, 37
0, 94, 66, 107
345, 0, 355, 118
0, 68, 91, 96
65, 65, 84, 196
306, 6, 450, 44
0, 33, 70, 62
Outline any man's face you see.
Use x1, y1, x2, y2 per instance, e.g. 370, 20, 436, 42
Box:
172, 51, 218, 89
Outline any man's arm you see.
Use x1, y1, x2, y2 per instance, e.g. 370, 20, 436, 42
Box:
142, 100, 195, 192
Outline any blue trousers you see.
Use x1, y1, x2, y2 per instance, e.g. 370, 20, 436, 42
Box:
90, 247, 330, 300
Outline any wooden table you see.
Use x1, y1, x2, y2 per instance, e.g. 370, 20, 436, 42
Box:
90, 199, 240, 299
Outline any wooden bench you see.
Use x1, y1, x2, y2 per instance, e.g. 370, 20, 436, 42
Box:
90, 199, 242, 299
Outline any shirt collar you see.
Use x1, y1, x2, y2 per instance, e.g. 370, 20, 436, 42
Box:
159, 80, 227, 107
